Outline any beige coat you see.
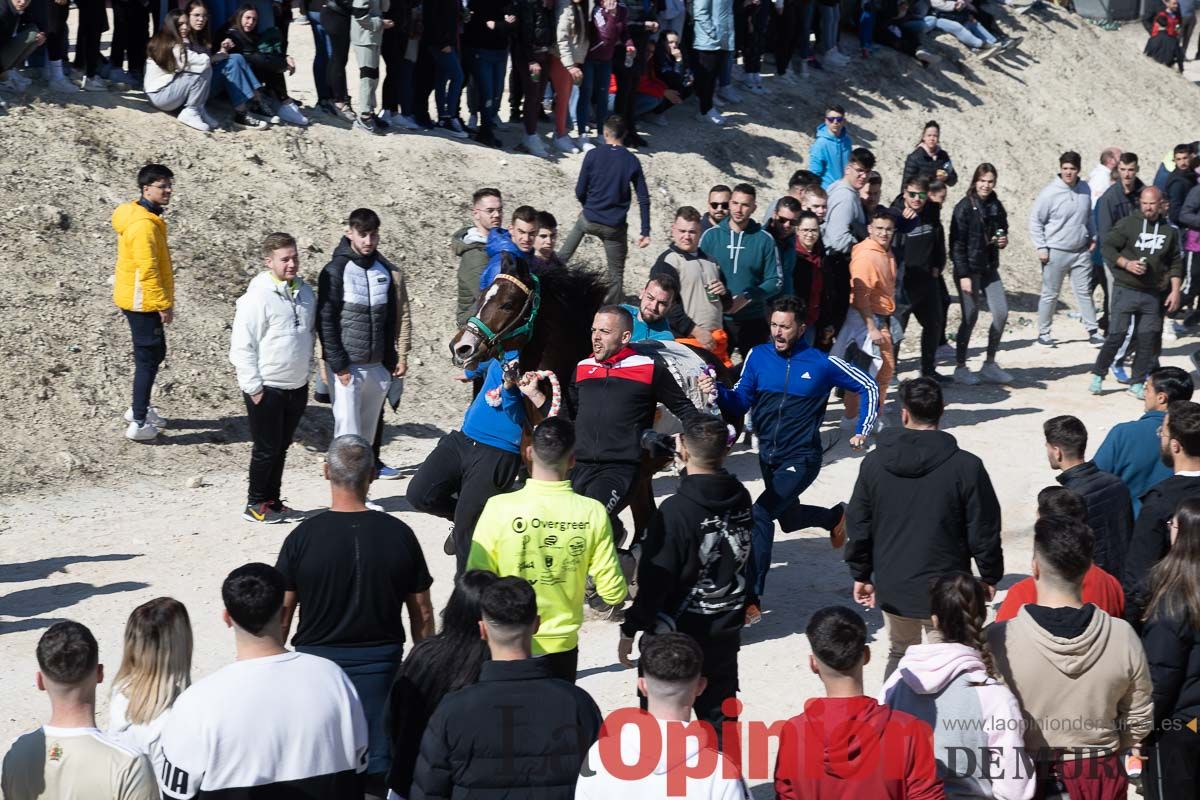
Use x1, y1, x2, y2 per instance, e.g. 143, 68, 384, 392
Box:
556, 0, 589, 68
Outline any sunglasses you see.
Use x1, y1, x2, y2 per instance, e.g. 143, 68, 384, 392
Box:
776, 217, 797, 226
825, 116, 845, 123
906, 191, 928, 199
710, 201, 729, 209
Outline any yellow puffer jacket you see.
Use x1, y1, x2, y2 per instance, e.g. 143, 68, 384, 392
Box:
112, 201, 174, 313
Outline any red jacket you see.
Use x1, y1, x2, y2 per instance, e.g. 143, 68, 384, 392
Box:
775, 697, 944, 800
994, 565, 1125, 622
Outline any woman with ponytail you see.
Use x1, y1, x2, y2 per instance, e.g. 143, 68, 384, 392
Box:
880, 573, 1034, 799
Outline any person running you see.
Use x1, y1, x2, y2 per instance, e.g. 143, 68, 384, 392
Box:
880, 573, 1033, 800
618, 416, 753, 750
578, 633, 751, 798
700, 296, 877, 622
557, 114, 652, 303
409, 577, 602, 799
113, 164, 175, 442
890, 176, 948, 382
1094, 365, 1193, 515
698, 183, 781, 360
1031, 150, 1100, 347
276, 435, 434, 790
106, 598, 194, 781
467, 417, 627, 682
1, 622, 158, 800
900, 120, 957, 187
229, 232, 315, 524
996, 486, 1126, 621
157, 563, 369, 796
1043, 415, 1134, 579
808, 103, 853, 189
987, 515, 1153, 799
1090, 187, 1183, 400
317, 208, 400, 445
774, 607, 943, 799
949, 162, 1012, 385
845, 376, 1003, 677
1139, 496, 1200, 799
384, 571, 496, 799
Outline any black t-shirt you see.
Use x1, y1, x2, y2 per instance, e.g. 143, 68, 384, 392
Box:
276, 510, 433, 648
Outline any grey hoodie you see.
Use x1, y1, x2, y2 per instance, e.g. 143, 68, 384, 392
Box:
1029, 176, 1095, 252
825, 179, 865, 255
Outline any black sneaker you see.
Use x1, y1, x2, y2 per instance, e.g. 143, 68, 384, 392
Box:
232, 110, 269, 130
923, 371, 955, 384
354, 112, 384, 135
474, 128, 504, 149
243, 502, 286, 524
269, 500, 305, 522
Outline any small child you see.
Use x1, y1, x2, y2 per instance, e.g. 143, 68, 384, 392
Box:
774, 606, 943, 799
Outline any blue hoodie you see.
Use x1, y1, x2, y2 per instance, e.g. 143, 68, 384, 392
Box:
808, 122, 853, 190
461, 351, 526, 453
478, 228, 530, 290
1093, 410, 1171, 516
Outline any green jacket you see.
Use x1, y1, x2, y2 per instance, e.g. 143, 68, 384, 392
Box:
1103, 212, 1183, 293
467, 479, 628, 654
453, 226, 490, 325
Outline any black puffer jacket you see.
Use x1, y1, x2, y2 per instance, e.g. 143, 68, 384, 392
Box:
514, 0, 556, 63
409, 658, 602, 799
1124, 475, 1200, 627
1142, 600, 1200, 735
317, 237, 399, 374
949, 192, 1008, 279
901, 146, 958, 187
1056, 461, 1134, 581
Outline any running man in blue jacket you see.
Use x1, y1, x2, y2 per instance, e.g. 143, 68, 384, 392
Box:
700, 295, 877, 623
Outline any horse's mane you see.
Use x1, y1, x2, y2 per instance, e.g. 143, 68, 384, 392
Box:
531, 264, 610, 313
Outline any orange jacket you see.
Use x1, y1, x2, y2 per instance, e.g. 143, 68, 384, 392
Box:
849, 237, 896, 316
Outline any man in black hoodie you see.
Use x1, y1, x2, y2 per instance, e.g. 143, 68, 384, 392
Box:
618, 416, 753, 748
410, 577, 602, 800
890, 176, 948, 382
1095, 152, 1144, 369
1123, 400, 1200, 627
844, 376, 1003, 678
317, 208, 400, 450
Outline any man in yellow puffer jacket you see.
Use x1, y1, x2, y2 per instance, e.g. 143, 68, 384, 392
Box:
467, 416, 628, 683
112, 164, 176, 441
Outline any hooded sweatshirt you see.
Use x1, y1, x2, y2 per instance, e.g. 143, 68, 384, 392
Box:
478, 227, 532, 290
454, 225, 491, 326
698, 217, 781, 321
112, 200, 174, 313
774, 696, 943, 800
1095, 178, 1144, 249
1092, 409, 1171, 517
229, 271, 317, 395
576, 715, 750, 800
1028, 176, 1094, 253
881, 643, 1034, 800
809, 123, 854, 189
824, 178, 867, 255
987, 605, 1154, 760
621, 470, 754, 641
1102, 211, 1184, 293
845, 428, 1003, 619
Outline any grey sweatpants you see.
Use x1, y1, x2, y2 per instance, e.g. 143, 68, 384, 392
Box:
957, 271, 1008, 365
558, 215, 629, 304
330, 362, 390, 442
352, 41, 381, 113
146, 68, 212, 113
1038, 247, 1097, 337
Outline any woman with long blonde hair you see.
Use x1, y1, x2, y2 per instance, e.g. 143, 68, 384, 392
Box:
107, 597, 193, 776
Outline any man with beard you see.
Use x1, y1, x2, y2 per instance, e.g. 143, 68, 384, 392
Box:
622, 275, 679, 341
701, 184, 732, 232
1122, 400, 1200, 627
768, 197, 801, 297
1096, 153, 1144, 378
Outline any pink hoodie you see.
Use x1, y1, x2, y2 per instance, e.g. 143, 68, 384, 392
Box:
880, 643, 1035, 800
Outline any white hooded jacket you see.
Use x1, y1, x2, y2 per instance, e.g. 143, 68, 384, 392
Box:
229, 271, 317, 395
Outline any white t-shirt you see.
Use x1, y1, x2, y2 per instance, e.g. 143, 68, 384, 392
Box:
106, 690, 172, 784
157, 652, 368, 799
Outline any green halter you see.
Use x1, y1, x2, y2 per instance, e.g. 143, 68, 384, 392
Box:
466, 272, 542, 354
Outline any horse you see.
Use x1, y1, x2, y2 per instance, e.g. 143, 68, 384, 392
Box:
448, 251, 740, 542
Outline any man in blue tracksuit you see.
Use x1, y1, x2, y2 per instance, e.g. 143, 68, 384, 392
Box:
700, 295, 877, 621
406, 350, 525, 575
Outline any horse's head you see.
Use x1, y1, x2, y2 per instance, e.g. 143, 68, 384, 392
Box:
449, 252, 540, 370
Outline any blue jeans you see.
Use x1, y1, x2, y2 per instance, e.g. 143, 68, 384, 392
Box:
749, 457, 838, 601
307, 10, 333, 101
859, 0, 876, 48
818, 3, 839, 53
212, 53, 261, 108
578, 59, 612, 136
931, 15, 995, 47
470, 47, 507, 126
633, 92, 660, 118
430, 45, 463, 119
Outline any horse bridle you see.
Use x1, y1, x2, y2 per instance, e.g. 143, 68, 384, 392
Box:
465, 272, 542, 356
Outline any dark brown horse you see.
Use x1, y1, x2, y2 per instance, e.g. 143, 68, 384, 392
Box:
448, 252, 738, 540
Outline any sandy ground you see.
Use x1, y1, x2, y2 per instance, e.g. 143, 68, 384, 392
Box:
3, 322, 1194, 794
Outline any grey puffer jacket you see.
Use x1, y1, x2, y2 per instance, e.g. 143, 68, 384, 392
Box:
317, 237, 399, 373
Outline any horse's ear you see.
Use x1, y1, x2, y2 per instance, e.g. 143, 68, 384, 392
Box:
501, 250, 531, 278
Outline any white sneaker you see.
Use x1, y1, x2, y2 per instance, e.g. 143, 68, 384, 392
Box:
697, 108, 725, 125
953, 366, 982, 385
915, 48, 942, 66
125, 420, 159, 441
278, 100, 310, 126
553, 134, 579, 154
580, 139, 596, 152
80, 75, 110, 92
125, 407, 168, 428
198, 107, 220, 129
979, 361, 1012, 384
521, 133, 550, 157
178, 107, 212, 132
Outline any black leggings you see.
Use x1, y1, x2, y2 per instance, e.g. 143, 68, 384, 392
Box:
737, 0, 770, 73
44, 0, 69, 62
773, 0, 806, 74
901, 273, 945, 376
321, 7, 352, 102
75, 0, 105, 77
693, 49, 727, 114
